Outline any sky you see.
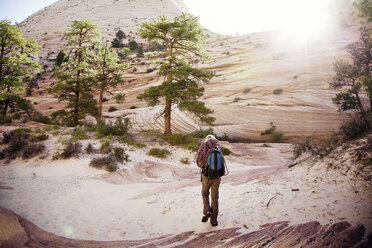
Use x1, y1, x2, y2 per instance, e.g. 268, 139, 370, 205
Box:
0, 0, 331, 36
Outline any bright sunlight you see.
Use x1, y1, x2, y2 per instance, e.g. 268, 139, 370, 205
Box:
184, 0, 332, 39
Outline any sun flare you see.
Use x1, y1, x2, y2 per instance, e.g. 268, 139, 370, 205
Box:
278, 0, 330, 42
184, 0, 332, 39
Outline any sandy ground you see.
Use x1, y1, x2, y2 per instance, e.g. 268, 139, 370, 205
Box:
0, 138, 370, 241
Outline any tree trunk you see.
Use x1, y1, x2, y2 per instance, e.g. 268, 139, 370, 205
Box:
164, 96, 172, 135
2, 100, 8, 116
355, 91, 370, 127
163, 44, 173, 135
97, 87, 104, 121
74, 91, 79, 126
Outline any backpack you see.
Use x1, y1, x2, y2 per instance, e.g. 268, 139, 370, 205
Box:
205, 148, 227, 179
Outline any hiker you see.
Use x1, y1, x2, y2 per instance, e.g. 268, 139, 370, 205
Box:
196, 134, 227, 227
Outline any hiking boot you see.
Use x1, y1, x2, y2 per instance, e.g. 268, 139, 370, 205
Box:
211, 219, 218, 226
201, 210, 212, 222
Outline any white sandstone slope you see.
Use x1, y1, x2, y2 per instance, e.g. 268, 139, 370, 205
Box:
18, 0, 367, 141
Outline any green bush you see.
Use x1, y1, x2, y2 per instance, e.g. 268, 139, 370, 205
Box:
60, 141, 82, 159
261, 122, 284, 143
338, 115, 371, 140
89, 155, 118, 172
163, 133, 200, 151
71, 127, 88, 140
2, 128, 31, 145
31, 113, 52, 124
28, 133, 49, 142
191, 128, 215, 138
52, 151, 60, 160
217, 133, 230, 142
147, 148, 171, 158
100, 140, 112, 154
22, 143, 45, 159
220, 147, 232, 156
271, 131, 283, 143
113, 147, 129, 163
95, 117, 129, 137
180, 157, 190, 164
0, 115, 12, 124
85, 143, 97, 154
0, 128, 31, 161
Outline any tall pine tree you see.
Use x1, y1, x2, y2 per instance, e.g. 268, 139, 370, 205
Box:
138, 13, 215, 135
92, 42, 127, 120
0, 19, 40, 117
52, 20, 101, 126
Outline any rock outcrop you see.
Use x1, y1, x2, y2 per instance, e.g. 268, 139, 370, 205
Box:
0, 206, 370, 248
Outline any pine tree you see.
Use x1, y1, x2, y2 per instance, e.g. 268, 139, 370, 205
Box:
111, 29, 126, 48
118, 47, 131, 60
92, 42, 127, 120
330, 27, 371, 125
138, 13, 215, 135
128, 40, 138, 52
0, 19, 41, 117
52, 20, 101, 126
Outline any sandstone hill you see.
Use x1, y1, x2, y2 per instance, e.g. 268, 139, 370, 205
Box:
17, 0, 365, 141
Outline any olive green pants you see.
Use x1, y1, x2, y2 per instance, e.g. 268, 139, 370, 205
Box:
201, 175, 221, 222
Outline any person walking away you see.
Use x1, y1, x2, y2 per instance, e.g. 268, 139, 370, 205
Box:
196, 135, 227, 226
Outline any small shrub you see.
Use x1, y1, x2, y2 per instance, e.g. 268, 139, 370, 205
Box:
163, 133, 199, 151
31, 113, 52, 124
0, 115, 12, 125
261, 122, 276, 136
52, 151, 60, 160
273, 88, 283, 95
60, 141, 82, 159
71, 127, 88, 140
0, 128, 36, 161
100, 140, 112, 154
28, 133, 49, 142
233, 97, 241, 103
338, 115, 370, 140
2, 128, 31, 145
134, 142, 146, 148
146, 68, 154, 73
293, 136, 314, 159
95, 117, 129, 137
293, 136, 337, 159
180, 157, 190, 164
89, 155, 118, 172
220, 147, 232, 156
113, 147, 129, 163
22, 143, 45, 159
261, 122, 284, 143
130, 105, 137, 109
217, 133, 230, 142
271, 131, 283, 143
85, 143, 97, 154
191, 128, 215, 138
147, 148, 171, 158
243, 88, 251, 94
108, 106, 118, 112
